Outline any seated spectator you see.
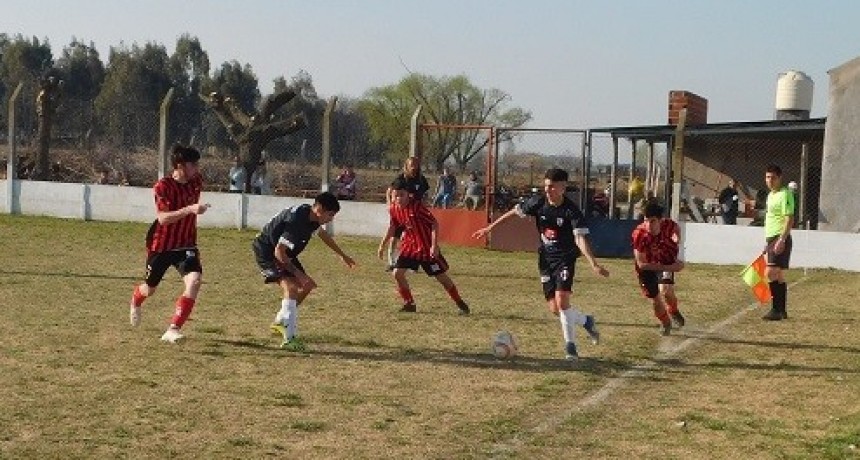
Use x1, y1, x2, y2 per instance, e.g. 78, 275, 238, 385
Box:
462, 172, 483, 210
228, 155, 246, 193
251, 161, 273, 195
432, 167, 457, 208
94, 169, 111, 185
335, 165, 357, 200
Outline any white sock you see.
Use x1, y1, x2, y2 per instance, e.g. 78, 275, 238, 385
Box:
560, 308, 578, 343
278, 298, 299, 340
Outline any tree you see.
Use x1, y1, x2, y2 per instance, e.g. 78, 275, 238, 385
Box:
201, 64, 305, 192
55, 39, 105, 149
167, 34, 210, 145
359, 73, 532, 171
0, 35, 54, 153
94, 42, 172, 148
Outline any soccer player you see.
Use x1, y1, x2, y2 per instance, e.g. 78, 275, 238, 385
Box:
377, 177, 470, 315
253, 192, 356, 350
761, 164, 794, 321
631, 202, 686, 335
472, 168, 607, 361
384, 156, 430, 271
128, 144, 210, 343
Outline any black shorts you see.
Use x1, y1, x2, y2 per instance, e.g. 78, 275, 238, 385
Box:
538, 250, 576, 300
637, 269, 674, 299
765, 235, 792, 269
144, 248, 202, 287
395, 254, 449, 276
252, 239, 305, 283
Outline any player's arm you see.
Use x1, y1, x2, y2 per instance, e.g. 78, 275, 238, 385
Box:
472, 207, 519, 239
318, 229, 356, 268
156, 203, 209, 225
574, 230, 609, 277
633, 247, 684, 272
377, 220, 396, 260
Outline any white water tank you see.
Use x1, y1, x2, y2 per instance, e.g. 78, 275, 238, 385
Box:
774, 70, 813, 119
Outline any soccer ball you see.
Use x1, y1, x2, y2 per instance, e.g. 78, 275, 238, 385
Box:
492, 331, 517, 359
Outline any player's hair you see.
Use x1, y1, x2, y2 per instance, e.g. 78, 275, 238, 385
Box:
765, 164, 782, 176
170, 144, 200, 168
544, 168, 569, 182
314, 191, 340, 212
644, 202, 665, 219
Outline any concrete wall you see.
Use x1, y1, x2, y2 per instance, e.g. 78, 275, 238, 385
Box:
3, 179, 860, 271
820, 55, 860, 232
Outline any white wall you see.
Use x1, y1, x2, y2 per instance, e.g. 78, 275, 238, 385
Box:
3, 179, 860, 271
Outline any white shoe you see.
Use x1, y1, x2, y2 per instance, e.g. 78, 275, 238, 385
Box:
129, 304, 142, 327
160, 327, 185, 343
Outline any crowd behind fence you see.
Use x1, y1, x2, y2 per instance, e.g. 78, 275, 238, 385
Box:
2, 87, 825, 224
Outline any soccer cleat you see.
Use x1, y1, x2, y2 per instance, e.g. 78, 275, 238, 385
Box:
456, 301, 470, 316
583, 315, 600, 345
660, 321, 672, 336
399, 302, 417, 313
762, 308, 784, 321
160, 327, 185, 343
670, 311, 686, 328
565, 342, 579, 360
281, 338, 306, 352
385, 264, 394, 273
129, 303, 142, 327
270, 323, 287, 337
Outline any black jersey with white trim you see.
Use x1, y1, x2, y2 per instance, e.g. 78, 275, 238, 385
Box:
516, 194, 589, 257
257, 204, 320, 257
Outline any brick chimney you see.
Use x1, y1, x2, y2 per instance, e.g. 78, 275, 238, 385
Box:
668, 90, 708, 125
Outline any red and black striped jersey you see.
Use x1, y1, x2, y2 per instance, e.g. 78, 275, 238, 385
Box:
389, 199, 436, 260
146, 175, 203, 253
631, 219, 680, 267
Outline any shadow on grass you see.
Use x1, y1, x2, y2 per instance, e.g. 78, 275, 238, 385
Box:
209, 337, 633, 376
0, 268, 139, 281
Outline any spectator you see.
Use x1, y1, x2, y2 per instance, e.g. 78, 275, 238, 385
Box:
335, 165, 357, 200
251, 161, 273, 195
628, 175, 645, 204
462, 172, 483, 210
718, 179, 740, 225
432, 167, 457, 208
94, 169, 111, 185
228, 155, 246, 193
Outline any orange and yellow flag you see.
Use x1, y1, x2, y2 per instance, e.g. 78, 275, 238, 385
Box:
741, 253, 771, 304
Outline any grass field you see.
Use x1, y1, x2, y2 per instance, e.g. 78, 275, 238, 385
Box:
0, 214, 858, 459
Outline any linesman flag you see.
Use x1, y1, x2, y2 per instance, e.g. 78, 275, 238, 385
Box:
741, 253, 771, 304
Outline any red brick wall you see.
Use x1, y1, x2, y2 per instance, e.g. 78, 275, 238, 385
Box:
668, 90, 708, 125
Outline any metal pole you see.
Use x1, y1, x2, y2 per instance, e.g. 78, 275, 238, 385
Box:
799, 142, 808, 227
321, 96, 338, 235
609, 135, 619, 219
158, 87, 175, 178
580, 131, 589, 210
6, 83, 24, 215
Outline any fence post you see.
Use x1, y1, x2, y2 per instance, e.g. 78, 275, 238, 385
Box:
321, 96, 338, 234
158, 88, 175, 178
6, 82, 24, 215
409, 106, 423, 161
609, 135, 619, 219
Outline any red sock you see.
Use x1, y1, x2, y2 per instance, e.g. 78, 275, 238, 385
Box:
131, 285, 147, 307
397, 287, 414, 304
170, 296, 196, 328
666, 298, 679, 315
655, 310, 670, 326
445, 285, 463, 303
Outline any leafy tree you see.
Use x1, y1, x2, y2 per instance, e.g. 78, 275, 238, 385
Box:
0, 34, 54, 146
55, 39, 105, 148
167, 34, 210, 145
94, 42, 172, 148
359, 73, 532, 172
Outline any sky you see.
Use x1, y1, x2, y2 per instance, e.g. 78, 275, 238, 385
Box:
3, 0, 859, 130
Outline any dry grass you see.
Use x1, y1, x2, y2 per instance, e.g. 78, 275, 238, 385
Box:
0, 214, 857, 459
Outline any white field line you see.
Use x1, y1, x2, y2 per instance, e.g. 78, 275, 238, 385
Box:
491, 278, 804, 458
